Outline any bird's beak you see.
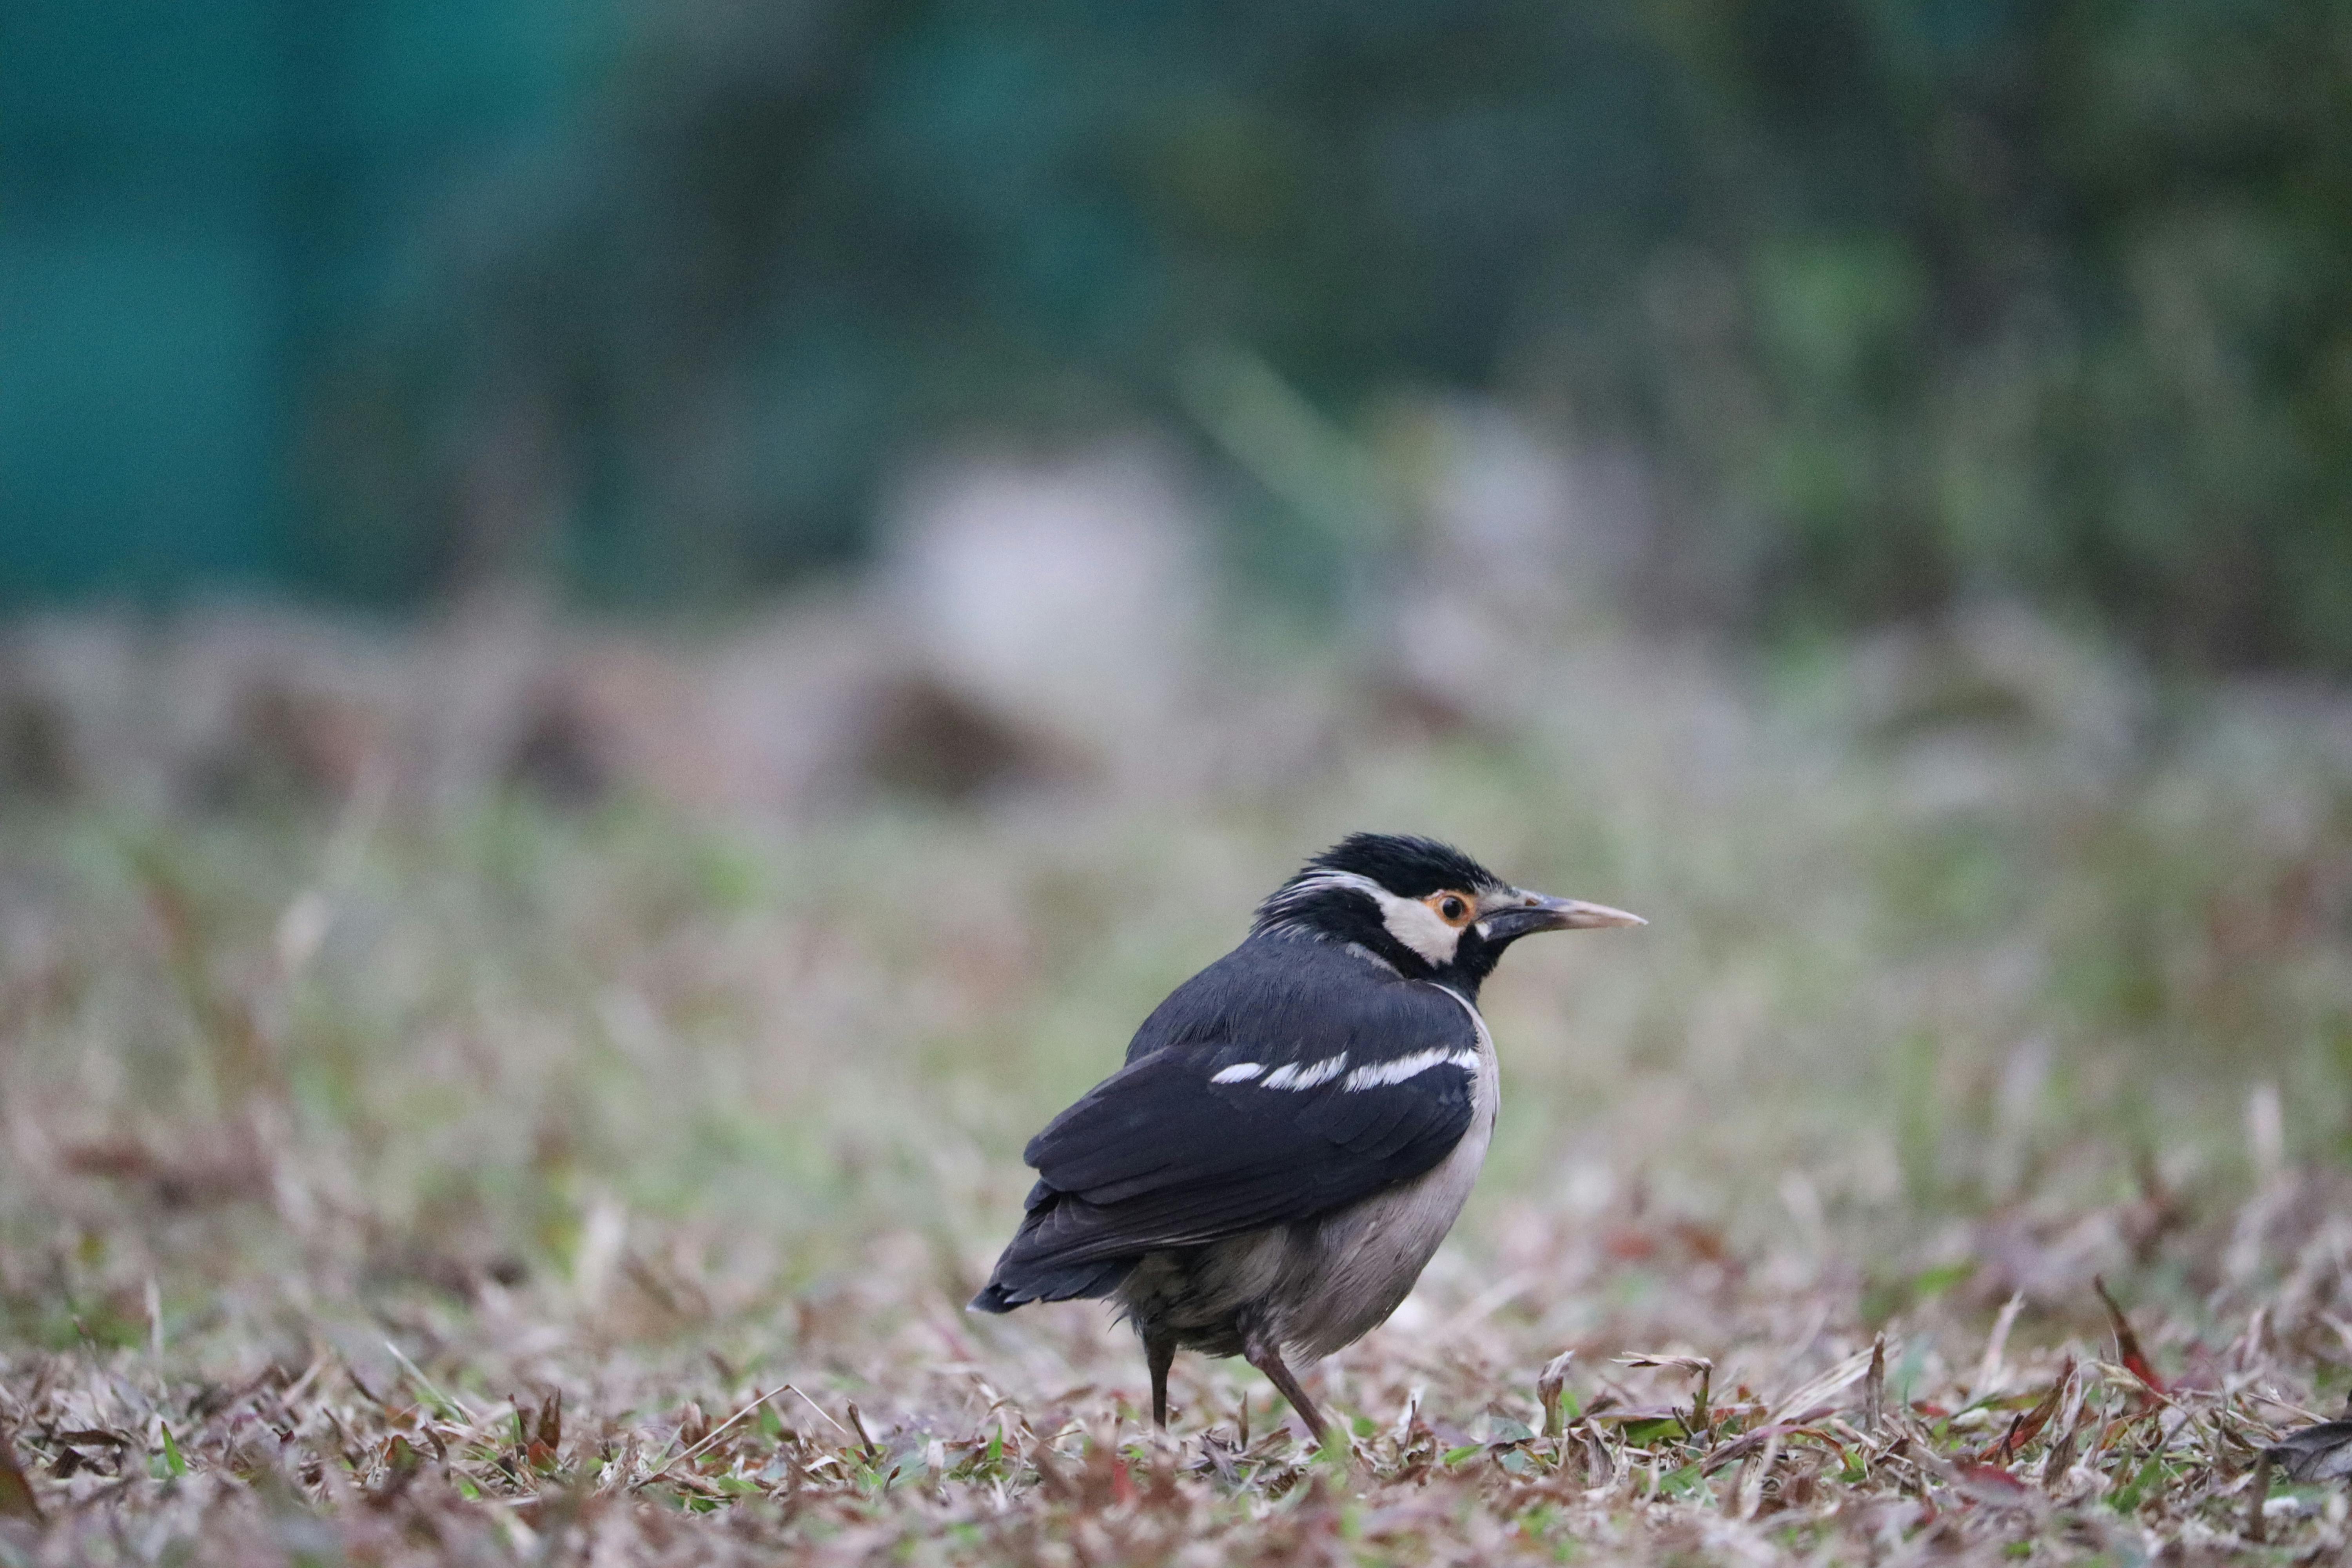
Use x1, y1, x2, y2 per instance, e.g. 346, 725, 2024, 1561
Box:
1479, 891, 1646, 942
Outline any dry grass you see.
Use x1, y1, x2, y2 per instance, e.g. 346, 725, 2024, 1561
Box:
10, 1180, 2352, 1566
2, 610, 2350, 1563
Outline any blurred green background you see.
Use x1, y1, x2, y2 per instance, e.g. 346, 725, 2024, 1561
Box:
7, 0, 2349, 666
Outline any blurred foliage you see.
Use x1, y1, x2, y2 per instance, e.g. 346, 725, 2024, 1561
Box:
5, 0, 2349, 668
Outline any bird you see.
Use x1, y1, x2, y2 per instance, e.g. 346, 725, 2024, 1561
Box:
969, 831, 1643, 1443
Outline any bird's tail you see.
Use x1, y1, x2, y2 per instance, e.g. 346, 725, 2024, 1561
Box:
967, 1255, 1134, 1313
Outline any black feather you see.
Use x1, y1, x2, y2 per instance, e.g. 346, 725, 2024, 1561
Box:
976, 935, 1479, 1305
1290, 833, 1503, 901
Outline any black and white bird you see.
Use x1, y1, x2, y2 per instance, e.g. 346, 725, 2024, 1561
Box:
971, 832, 1642, 1441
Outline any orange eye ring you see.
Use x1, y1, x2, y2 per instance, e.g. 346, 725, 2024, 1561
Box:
1431, 893, 1472, 926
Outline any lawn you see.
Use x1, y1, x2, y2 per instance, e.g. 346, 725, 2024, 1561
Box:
2, 617, 2350, 1563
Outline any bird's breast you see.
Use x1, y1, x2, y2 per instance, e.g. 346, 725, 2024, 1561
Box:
1283, 989, 1501, 1358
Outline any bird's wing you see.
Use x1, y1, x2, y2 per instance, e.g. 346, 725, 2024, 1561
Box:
1002, 966, 1481, 1270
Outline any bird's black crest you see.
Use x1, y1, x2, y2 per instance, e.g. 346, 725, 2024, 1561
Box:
1292, 833, 1504, 900
1250, 833, 1513, 973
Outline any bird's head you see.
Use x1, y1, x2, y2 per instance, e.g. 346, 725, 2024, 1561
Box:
1253, 832, 1643, 995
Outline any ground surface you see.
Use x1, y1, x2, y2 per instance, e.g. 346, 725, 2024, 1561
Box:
2, 624, 2350, 1564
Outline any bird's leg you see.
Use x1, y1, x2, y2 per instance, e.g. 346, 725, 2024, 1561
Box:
1146, 1333, 1175, 1429
1241, 1326, 1327, 1445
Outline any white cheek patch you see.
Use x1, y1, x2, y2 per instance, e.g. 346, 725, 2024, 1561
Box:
1262, 868, 1465, 965
1374, 891, 1461, 965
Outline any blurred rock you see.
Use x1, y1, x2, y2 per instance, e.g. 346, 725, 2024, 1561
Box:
1392, 397, 1645, 616
875, 439, 1210, 781
695, 597, 1083, 811
503, 686, 613, 807
503, 642, 731, 810
416, 591, 567, 808
191, 681, 389, 809
0, 689, 76, 802
1374, 398, 1653, 728
697, 599, 898, 811
0, 616, 153, 806
152, 609, 409, 814
853, 674, 1082, 804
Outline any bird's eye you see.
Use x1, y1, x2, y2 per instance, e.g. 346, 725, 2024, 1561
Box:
1438, 895, 1468, 923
